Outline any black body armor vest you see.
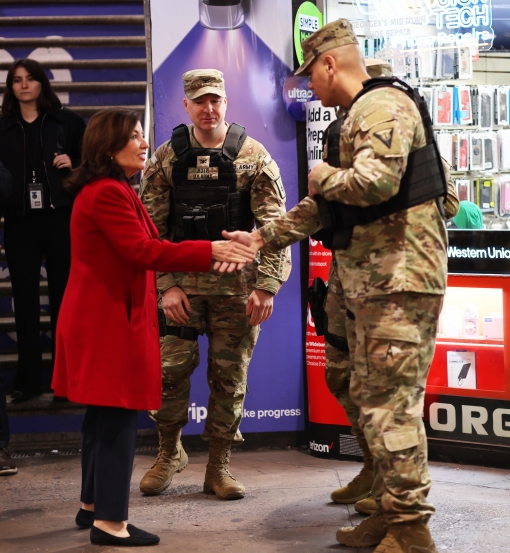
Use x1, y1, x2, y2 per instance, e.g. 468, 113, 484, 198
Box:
169, 123, 253, 242
315, 76, 447, 251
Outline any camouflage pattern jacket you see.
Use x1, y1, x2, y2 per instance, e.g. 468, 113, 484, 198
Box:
260, 87, 448, 299
140, 123, 291, 296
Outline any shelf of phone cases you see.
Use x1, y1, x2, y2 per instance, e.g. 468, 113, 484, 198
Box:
421, 85, 509, 128
388, 45, 473, 82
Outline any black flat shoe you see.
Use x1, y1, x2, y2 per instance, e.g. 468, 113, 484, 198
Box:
75, 508, 94, 529
90, 524, 160, 546
52, 395, 69, 403
10, 390, 42, 403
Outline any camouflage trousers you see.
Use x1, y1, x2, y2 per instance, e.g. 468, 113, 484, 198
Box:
324, 263, 361, 440
344, 292, 443, 525
149, 294, 259, 444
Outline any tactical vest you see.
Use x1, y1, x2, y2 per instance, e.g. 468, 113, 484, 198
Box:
169, 123, 254, 242
316, 76, 447, 251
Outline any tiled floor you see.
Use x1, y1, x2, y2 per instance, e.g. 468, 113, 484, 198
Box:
0, 448, 509, 552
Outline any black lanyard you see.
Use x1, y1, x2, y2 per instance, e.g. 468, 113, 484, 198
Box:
24, 116, 42, 184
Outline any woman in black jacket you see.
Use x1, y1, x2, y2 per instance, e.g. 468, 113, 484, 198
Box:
0, 58, 86, 402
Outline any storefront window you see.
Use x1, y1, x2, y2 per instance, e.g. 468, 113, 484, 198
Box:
325, 0, 510, 230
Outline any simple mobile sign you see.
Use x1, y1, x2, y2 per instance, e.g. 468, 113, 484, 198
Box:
447, 229, 510, 274
294, 2, 323, 64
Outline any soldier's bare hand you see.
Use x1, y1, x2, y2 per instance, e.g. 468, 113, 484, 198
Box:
246, 289, 273, 326
308, 162, 327, 197
211, 239, 256, 273
53, 153, 72, 170
161, 286, 190, 325
222, 230, 265, 252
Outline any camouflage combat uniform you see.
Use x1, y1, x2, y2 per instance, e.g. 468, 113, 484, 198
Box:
140, 124, 290, 444
260, 86, 448, 525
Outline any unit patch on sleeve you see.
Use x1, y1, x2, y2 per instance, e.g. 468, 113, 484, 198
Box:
369, 121, 402, 157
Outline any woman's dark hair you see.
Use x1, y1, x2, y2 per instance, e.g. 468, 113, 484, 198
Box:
2, 58, 62, 116
65, 108, 141, 196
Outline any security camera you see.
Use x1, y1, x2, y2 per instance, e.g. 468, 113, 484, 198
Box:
199, 0, 245, 30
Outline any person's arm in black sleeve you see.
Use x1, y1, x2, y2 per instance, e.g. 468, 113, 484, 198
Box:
0, 159, 12, 208
65, 110, 87, 168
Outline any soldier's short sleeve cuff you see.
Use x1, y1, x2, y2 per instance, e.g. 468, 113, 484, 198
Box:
255, 275, 281, 296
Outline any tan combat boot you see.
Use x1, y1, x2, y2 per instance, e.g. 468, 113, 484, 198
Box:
203, 441, 245, 500
374, 521, 438, 553
336, 510, 387, 548
355, 491, 378, 515
331, 436, 374, 504
139, 426, 188, 495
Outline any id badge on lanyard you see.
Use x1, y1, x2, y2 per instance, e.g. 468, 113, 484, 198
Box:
28, 171, 44, 210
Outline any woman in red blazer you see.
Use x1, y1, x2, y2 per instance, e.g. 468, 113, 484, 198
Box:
51, 109, 254, 547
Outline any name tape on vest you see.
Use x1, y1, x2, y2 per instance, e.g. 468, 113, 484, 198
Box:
187, 167, 219, 180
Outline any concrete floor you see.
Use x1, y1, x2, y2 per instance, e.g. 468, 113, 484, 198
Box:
0, 448, 509, 553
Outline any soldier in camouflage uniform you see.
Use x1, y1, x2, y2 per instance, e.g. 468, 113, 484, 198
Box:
325, 59, 409, 511
139, 69, 290, 500
227, 20, 449, 553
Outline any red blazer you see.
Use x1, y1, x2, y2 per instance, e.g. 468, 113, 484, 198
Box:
52, 178, 212, 410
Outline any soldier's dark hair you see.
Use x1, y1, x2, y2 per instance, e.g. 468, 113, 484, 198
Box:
65, 108, 142, 196
2, 58, 62, 116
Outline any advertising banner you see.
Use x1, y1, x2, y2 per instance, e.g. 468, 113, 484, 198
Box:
304, 100, 353, 449
147, 0, 304, 436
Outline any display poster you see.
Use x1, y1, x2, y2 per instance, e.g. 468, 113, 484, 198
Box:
147, 0, 304, 435
447, 351, 477, 389
304, 100, 351, 434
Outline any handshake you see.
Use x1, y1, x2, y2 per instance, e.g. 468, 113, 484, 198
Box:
211, 230, 265, 273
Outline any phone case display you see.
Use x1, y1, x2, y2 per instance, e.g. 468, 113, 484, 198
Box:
484, 132, 498, 171
478, 86, 494, 130
474, 177, 495, 212
418, 49, 435, 79
456, 86, 472, 125
436, 132, 453, 165
499, 180, 510, 215
440, 48, 456, 79
434, 87, 453, 125
498, 129, 510, 169
453, 134, 469, 171
457, 46, 473, 80
496, 87, 509, 126
470, 133, 484, 170
419, 87, 433, 119
455, 179, 471, 201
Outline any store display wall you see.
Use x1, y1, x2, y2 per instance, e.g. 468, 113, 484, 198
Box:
304, 0, 510, 464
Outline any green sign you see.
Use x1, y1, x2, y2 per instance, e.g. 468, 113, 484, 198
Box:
294, 2, 323, 65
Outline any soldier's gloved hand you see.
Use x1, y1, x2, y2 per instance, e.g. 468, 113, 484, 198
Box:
161, 286, 190, 325
246, 289, 273, 326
